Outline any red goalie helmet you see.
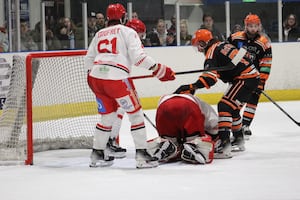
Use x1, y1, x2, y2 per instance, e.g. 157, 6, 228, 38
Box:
191, 29, 213, 46
106, 3, 126, 21
126, 19, 146, 33
244, 14, 261, 26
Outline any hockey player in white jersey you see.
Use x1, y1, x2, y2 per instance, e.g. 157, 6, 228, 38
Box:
105, 18, 149, 159
84, 3, 175, 168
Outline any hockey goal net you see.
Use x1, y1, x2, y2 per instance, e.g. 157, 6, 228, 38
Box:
0, 51, 98, 165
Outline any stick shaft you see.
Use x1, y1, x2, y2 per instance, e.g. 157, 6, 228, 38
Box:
130, 65, 231, 80
262, 91, 300, 126
143, 113, 157, 129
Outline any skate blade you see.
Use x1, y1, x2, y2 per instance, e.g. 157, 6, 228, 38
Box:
214, 151, 233, 159
244, 135, 250, 140
136, 161, 159, 169
89, 160, 114, 168
182, 144, 206, 164
231, 145, 246, 152
108, 152, 126, 159
214, 153, 232, 159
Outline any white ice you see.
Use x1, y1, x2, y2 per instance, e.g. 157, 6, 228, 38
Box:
1, 101, 300, 200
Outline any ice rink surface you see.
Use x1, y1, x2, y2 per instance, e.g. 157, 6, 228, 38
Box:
1, 101, 300, 200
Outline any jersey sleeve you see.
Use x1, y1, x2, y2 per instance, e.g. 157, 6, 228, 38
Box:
84, 36, 97, 71
193, 59, 219, 89
259, 40, 272, 82
126, 29, 156, 70
194, 97, 218, 135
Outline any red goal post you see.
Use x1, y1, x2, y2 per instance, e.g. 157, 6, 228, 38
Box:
26, 50, 88, 165
0, 50, 100, 165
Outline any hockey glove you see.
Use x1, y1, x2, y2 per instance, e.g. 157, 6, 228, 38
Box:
254, 79, 265, 95
174, 84, 195, 95
152, 63, 175, 81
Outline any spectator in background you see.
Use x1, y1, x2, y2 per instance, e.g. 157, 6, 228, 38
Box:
179, 19, 192, 45
166, 31, 177, 46
146, 19, 167, 46
56, 17, 77, 50
88, 12, 98, 43
231, 24, 243, 34
96, 12, 106, 31
200, 14, 225, 41
132, 11, 139, 19
0, 26, 9, 52
32, 21, 61, 50
20, 19, 38, 51
283, 14, 300, 42
167, 15, 176, 35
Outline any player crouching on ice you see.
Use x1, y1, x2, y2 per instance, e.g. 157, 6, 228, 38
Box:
148, 93, 218, 164
174, 29, 260, 158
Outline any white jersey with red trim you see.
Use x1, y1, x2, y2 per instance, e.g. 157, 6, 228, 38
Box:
84, 24, 156, 80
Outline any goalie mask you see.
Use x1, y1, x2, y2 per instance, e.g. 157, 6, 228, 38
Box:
106, 3, 127, 24
191, 29, 213, 53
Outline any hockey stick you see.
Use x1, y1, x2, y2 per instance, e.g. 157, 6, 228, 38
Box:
131, 48, 247, 80
130, 65, 233, 80
261, 91, 300, 126
143, 113, 157, 129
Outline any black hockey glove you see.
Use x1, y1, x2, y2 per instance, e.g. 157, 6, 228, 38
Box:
254, 79, 265, 95
174, 84, 195, 95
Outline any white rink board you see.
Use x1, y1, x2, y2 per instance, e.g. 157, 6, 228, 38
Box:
0, 42, 299, 100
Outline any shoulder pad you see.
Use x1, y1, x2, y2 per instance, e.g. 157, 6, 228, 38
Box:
256, 35, 272, 49
231, 31, 246, 40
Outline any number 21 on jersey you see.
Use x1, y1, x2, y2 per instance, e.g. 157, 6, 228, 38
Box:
98, 37, 117, 54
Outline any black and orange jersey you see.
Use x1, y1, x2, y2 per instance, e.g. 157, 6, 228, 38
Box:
195, 42, 259, 89
227, 31, 272, 81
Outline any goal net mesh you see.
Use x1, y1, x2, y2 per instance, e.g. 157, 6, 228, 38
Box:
0, 51, 98, 164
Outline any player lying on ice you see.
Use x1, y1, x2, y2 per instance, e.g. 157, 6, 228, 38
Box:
147, 93, 218, 164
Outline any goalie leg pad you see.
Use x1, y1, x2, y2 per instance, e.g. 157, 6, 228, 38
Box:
181, 136, 214, 164
153, 139, 178, 162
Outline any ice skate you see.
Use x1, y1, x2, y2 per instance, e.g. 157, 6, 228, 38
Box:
231, 131, 245, 152
153, 140, 177, 162
89, 149, 114, 167
214, 139, 232, 159
107, 138, 127, 158
136, 149, 159, 169
242, 125, 252, 140
181, 143, 206, 164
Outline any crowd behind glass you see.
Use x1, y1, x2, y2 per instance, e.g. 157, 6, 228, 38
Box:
0, 1, 299, 53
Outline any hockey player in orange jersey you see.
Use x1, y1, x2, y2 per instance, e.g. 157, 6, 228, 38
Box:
174, 29, 260, 158
227, 14, 272, 139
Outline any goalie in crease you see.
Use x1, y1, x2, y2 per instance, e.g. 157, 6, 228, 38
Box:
147, 93, 218, 164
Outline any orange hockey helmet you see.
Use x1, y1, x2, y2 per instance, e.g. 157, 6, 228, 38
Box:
244, 14, 261, 26
106, 3, 126, 21
126, 19, 146, 33
191, 29, 213, 46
